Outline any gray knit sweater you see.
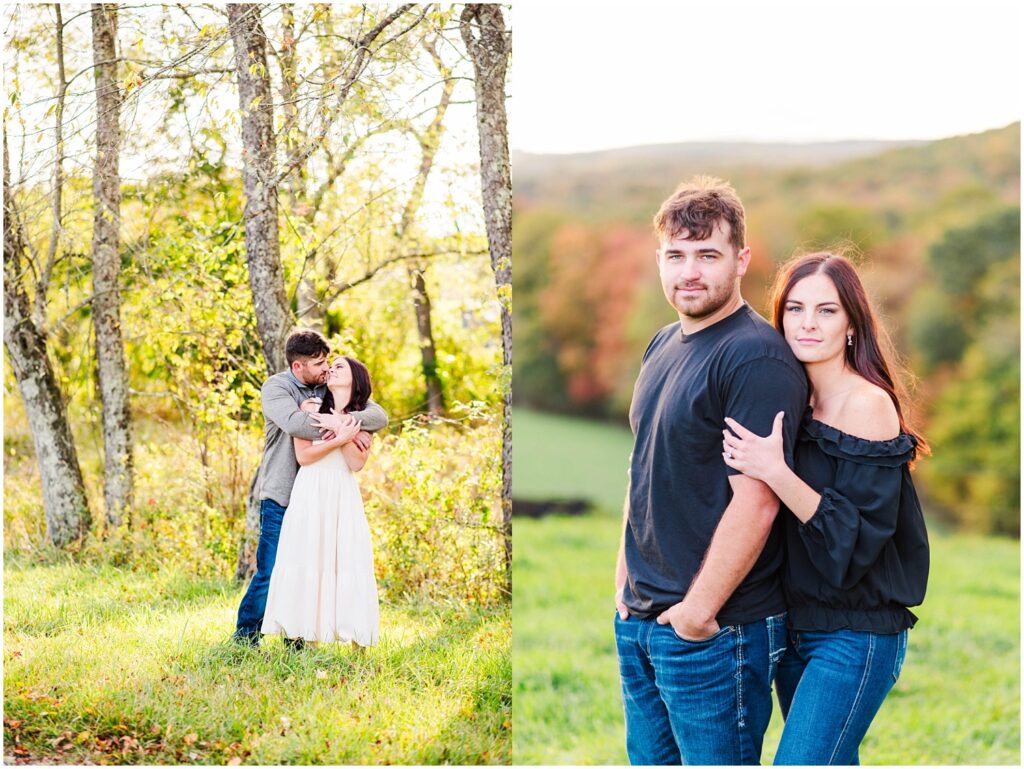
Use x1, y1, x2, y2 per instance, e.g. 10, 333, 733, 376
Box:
256, 370, 388, 506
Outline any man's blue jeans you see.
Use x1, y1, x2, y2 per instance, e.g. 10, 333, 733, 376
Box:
774, 628, 908, 765
234, 499, 287, 639
614, 611, 788, 765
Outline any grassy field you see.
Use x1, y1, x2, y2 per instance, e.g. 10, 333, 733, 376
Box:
512, 409, 633, 512
512, 410, 1020, 765
3, 555, 511, 765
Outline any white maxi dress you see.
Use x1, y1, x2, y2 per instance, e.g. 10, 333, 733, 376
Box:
261, 444, 379, 646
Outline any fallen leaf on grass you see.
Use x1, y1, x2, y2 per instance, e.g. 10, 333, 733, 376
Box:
48, 731, 72, 748
76, 731, 91, 744
315, 669, 327, 680
183, 733, 198, 745
227, 757, 242, 765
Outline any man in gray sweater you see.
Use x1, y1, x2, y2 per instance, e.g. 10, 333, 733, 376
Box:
233, 330, 388, 646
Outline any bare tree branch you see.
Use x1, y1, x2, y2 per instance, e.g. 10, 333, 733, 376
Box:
316, 248, 486, 309
309, 117, 413, 215
268, 4, 416, 192
145, 66, 235, 79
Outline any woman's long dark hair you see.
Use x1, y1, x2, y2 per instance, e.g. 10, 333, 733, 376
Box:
770, 252, 929, 456
319, 356, 372, 415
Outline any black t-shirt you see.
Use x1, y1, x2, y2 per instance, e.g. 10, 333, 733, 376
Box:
784, 410, 929, 633
623, 304, 808, 624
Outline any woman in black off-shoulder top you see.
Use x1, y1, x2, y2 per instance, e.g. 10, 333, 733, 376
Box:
722, 252, 929, 766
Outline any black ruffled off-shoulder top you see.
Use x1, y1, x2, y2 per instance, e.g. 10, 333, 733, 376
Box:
783, 408, 930, 634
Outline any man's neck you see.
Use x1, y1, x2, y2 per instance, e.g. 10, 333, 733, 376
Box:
678, 293, 745, 336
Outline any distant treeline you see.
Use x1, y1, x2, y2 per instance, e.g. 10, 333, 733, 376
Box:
513, 123, 1020, 535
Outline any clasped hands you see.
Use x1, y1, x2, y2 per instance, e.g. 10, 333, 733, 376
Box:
304, 401, 371, 451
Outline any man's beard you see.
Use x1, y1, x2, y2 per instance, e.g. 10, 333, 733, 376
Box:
671, 275, 737, 320
300, 368, 327, 387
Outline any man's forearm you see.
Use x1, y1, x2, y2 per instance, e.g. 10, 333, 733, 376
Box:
264, 386, 322, 441
682, 483, 779, 623
349, 400, 388, 432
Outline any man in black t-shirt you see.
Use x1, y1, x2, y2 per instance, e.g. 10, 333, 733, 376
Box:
613, 177, 807, 765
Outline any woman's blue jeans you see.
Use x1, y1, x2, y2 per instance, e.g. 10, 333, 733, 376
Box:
774, 628, 908, 765
614, 611, 788, 765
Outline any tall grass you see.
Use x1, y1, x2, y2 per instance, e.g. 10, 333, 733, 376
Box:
4, 399, 506, 604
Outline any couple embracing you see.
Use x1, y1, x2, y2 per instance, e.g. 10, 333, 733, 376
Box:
233, 330, 387, 649
615, 178, 929, 765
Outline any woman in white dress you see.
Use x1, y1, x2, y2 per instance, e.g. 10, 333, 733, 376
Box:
262, 356, 380, 647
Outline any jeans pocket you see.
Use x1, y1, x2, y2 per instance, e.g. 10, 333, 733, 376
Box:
892, 629, 908, 682
670, 623, 732, 645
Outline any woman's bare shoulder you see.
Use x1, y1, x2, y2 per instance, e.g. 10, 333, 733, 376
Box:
831, 382, 900, 441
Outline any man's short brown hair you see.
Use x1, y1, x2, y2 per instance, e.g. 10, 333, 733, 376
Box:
285, 329, 330, 365
652, 175, 746, 252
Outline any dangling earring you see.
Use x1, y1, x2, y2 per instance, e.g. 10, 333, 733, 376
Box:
847, 333, 854, 347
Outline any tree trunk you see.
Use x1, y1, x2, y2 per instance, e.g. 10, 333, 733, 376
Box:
277, 5, 306, 211
4, 130, 91, 547
409, 265, 445, 414
278, 8, 325, 330
91, 2, 133, 527
403, 40, 452, 415
234, 471, 261, 582
295, 277, 323, 329
461, 5, 512, 587
37, 4, 68, 332
227, 3, 292, 374
228, 4, 295, 578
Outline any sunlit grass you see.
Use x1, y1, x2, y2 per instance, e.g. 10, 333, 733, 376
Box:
4, 555, 511, 765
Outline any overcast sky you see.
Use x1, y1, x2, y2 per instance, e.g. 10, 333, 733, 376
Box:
511, 1, 1023, 154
